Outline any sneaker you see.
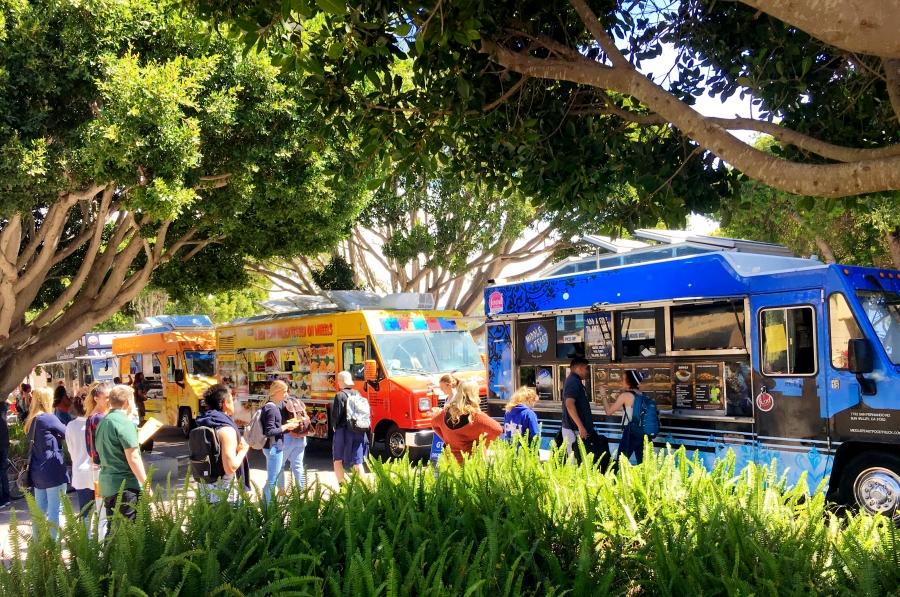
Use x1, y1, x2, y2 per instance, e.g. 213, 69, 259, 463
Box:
0, 501, 10, 508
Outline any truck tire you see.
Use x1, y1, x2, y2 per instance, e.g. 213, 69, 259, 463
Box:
840, 451, 900, 517
179, 407, 195, 438
384, 423, 407, 459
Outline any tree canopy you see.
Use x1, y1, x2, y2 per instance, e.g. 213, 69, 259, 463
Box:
0, 0, 366, 395
196, 0, 900, 223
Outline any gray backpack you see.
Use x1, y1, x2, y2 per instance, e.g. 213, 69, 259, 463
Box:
243, 404, 270, 450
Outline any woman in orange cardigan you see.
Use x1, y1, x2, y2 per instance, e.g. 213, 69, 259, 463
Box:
431, 379, 502, 465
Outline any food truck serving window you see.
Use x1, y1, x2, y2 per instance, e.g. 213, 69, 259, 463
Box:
828, 293, 863, 369
185, 351, 216, 377
671, 301, 746, 351
759, 306, 817, 375
619, 309, 662, 358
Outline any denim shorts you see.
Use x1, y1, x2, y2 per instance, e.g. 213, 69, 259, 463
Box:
332, 427, 369, 466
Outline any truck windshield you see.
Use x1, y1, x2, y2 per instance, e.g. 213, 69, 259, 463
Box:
855, 290, 900, 364
374, 331, 482, 376
184, 351, 216, 377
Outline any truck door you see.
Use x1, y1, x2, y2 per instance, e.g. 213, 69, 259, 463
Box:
824, 293, 865, 428
750, 290, 831, 475
486, 323, 513, 405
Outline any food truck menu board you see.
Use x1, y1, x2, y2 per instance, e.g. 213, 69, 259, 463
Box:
292, 347, 312, 399
308, 404, 330, 439
308, 344, 336, 395
584, 314, 613, 359
592, 362, 726, 412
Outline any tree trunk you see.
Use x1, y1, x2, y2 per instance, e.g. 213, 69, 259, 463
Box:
737, 0, 900, 59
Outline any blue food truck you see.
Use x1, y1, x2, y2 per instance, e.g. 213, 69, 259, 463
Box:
484, 234, 900, 516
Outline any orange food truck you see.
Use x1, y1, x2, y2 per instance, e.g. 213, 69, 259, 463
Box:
216, 292, 486, 458
112, 316, 217, 436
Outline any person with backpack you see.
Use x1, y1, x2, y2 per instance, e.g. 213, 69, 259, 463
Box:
16, 383, 31, 424
258, 380, 299, 501
330, 370, 370, 484
282, 396, 312, 492
598, 369, 659, 465
191, 384, 251, 503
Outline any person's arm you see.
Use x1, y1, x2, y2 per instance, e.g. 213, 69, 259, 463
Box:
330, 393, 346, 431
218, 427, 249, 476
564, 398, 588, 439
600, 389, 634, 416
47, 413, 68, 439
430, 410, 448, 438
123, 447, 149, 486
525, 410, 540, 441
479, 414, 503, 444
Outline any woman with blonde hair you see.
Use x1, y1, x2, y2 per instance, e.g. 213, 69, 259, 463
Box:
430, 379, 502, 465
502, 387, 540, 443
259, 380, 299, 501
25, 387, 70, 539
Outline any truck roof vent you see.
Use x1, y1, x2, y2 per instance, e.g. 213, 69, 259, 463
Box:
378, 293, 435, 311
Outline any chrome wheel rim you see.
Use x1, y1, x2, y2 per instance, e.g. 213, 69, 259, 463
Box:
388, 432, 405, 458
854, 467, 900, 516
180, 411, 190, 437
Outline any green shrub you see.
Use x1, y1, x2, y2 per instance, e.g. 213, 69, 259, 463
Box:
2, 441, 899, 596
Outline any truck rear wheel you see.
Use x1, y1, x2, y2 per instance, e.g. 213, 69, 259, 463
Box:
384, 423, 407, 459
179, 408, 195, 438
840, 452, 900, 517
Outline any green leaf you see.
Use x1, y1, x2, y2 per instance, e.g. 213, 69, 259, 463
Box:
366, 177, 384, 190
736, 76, 752, 87
393, 24, 412, 36
281, 0, 292, 20
415, 37, 424, 55
366, 70, 380, 88
292, 0, 313, 17
456, 76, 470, 98
326, 42, 345, 59
315, 0, 346, 15
801, 56, 812, 77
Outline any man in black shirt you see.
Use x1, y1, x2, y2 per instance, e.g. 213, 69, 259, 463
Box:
561, 357, 592, 457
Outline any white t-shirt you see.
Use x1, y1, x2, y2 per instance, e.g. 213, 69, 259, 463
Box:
66, 416, 93, 490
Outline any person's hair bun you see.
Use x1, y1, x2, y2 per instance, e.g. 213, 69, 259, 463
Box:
626, 370, 644, 386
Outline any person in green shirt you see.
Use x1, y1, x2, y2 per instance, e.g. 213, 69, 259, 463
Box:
95, 385, 151, 521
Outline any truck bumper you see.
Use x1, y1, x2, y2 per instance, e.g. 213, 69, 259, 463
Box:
405, 429, 435, 448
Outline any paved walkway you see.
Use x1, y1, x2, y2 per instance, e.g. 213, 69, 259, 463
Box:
1, 427, 343, 562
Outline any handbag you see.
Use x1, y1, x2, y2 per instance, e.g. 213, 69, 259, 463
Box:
19, 424, 35, 490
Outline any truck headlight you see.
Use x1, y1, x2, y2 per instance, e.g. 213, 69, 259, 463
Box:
418, 397, 431, 412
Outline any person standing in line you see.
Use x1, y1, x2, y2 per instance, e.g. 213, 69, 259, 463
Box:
502, 386, 540, 444
25, 387, 70, 539
195, 384, 251, 502
260, 380, 299, 501
330, 371, 370, 483
438, 374, 458, 407
431, 379, 503, 465
65, 391, 95, 533
282, 395, 311, 492
560, 357, 593, 457
95, 385, 151, 522
16, 383, 32, 424
598, 370, 646, 464
0, 396, 10, 508
84, 382, 111, 535
53, 384, 72, 425
132, 372, 148, 422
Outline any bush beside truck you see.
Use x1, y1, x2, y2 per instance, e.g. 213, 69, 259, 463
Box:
2, 443, 899, 596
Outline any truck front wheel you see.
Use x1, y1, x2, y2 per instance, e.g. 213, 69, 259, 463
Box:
840, 451, 900, 517
179, 408, 195, 438
384, 423, 407, 459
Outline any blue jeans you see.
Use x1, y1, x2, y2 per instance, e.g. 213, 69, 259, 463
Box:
33, 483, 67, 540
74, 487, 95, 536
283, 434, 307, 491
0, 447, 10, 504
262, 445, 284, 502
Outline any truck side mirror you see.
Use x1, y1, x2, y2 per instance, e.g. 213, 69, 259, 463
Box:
848, 339, 874, 374
848, 338, 877, 396
364, 360, 378, 382
174, 369, 185, 383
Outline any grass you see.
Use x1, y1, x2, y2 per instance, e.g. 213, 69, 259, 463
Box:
2, 440, 899, 596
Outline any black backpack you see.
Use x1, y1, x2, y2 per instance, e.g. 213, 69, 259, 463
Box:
188, 426, 225, 483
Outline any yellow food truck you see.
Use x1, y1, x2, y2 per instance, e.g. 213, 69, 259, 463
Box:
112, 316, 217, 436
216, 292, 485, 458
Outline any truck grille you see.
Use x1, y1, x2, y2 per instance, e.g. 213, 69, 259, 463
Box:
480, 395, 488, 412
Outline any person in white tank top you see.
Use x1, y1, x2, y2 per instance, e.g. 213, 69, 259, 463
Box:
597, 370, 646, 464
